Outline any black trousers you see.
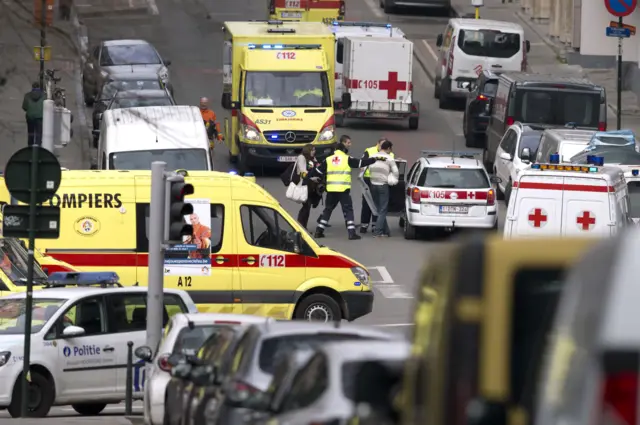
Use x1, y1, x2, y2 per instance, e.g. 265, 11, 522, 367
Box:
360, 177, 377, 228
298, 200, 311, 229
27, 118, 43, 146
317, 190, 355, 233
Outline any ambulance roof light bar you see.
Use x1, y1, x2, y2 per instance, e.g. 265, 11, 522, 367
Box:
531, 163, 600, 173
332, 21, 392, 28
247, 43, 321, 49
45, 272, 122, 288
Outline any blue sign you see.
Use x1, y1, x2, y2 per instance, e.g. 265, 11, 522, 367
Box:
605, 0, 637, 17
606, 26, 632, 37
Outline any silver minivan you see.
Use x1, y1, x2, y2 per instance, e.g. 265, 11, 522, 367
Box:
535, 129, 596, 163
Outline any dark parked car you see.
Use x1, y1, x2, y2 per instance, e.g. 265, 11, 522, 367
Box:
463, 70, 500, 148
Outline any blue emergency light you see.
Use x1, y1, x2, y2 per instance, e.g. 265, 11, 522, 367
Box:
633, 169, 639, 176
586, 155, 605, 166
531, 164, 541, 169
46, 272, 121, 288
244, 172, 255, 177
229, 170, 239, 175
549, 153, 560, 164
247, 44, 321, 50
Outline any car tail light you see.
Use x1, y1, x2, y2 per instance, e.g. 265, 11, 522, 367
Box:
599, 122, 607, 131
269, 0, 275, 13
227, 380, 261, 403
601, 372, 638, 425
486, 189, 495, 206
157, 354, 171, 372
506, 116, 515, 126
411, 188, 421, 203
476, 94, 488, 101
339, 0, 345, 15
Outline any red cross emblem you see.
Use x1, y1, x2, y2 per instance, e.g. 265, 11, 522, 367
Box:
467, 191, 475, 199
576, 211, 596, 231
528, 208, 547, 228
332, 156, 341, 165
379, 72, 408, 100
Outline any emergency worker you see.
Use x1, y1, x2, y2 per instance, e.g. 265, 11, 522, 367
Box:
310, 135, 384, 240
360, 138, 395, 233
294, 79, 323, 105
199, 97, 223, 146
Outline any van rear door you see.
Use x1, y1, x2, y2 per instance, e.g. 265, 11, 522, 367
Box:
510, 174, 563, 237
513, 88, 602, 130
561, 176, 610, 237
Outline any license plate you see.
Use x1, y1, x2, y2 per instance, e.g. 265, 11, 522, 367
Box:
369, 112, 388, 117
439, 205, 469, 214
277, 156, 297, 162
281, 12, 302, 18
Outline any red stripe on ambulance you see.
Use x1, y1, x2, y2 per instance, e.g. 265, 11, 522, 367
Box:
513, 182, 614, 192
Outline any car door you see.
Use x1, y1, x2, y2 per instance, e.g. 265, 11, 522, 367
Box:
496, 129, 516, 183
54, 296, 117, 400
388, 159, 407, 214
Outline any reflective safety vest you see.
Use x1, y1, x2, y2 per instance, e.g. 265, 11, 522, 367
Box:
294, 88, 322, 98
326, 150, 351, 192
246, 92, 272, 104
363, 146, 395, 178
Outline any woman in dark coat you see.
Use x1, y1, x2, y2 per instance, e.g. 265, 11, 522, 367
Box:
295, 144, 322, 229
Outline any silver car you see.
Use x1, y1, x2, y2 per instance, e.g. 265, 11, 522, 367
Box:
82, 39, 172, 106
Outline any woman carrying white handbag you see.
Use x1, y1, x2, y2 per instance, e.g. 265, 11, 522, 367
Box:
368, 140, 399, 237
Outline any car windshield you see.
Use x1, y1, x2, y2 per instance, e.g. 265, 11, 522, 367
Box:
341, 359, 404, 401
101, 79, 161, 99
417, 168, 490, 189
0, 239, 48, 285
627, 182, 640, 218
518, 133, 542, 158
111, 97, 172, 109
101, 44, 161, 66
0, 299, 66, 334
515, 89, 600, 128
109, 149, 209, 171
458, 29, 521, 58
559, 142, 591, 162
173, 325, 223, 356
244, 71, 331, 108
484, 80, 499, 97
259, 334, 368, 374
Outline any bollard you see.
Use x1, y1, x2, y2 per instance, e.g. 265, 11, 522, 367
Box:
125, 341, 133, 416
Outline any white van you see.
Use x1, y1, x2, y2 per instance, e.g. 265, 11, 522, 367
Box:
535, 129, 596, 163
434, 18, 529, 109
504, 155, 630, 239
96, 105, 213, 171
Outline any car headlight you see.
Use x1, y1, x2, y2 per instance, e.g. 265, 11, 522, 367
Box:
158, 67, 169, 82
350, 267, 370, 286
242, 124, 261, 141
0, 351, 11, 367
318, 125, 334, 141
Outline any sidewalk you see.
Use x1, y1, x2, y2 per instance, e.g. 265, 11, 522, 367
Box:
448, 0, 640, 131
0, 0, 91, 170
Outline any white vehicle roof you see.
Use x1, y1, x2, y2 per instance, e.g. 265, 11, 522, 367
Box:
103, 39, 150, 47
419, 151, 484, 170
518, 163, 625, 184
543, 129, 597, 141
170, 313, 271, 327
329, 21, 405, 38
2, 286, 191, 301
320, 340, 410, 361
103, 105, 208, 154
449, 18, 524, 33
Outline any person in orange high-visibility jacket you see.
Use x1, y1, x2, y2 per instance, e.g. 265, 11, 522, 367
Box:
199, 97, 223, 146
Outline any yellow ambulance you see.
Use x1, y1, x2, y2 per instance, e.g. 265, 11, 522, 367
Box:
221, 21, 339, 168
268, 0, 345, 24
0, 170, 374, 321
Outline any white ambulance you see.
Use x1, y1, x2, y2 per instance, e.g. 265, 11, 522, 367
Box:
504, 155, 631, 239
614, 165, 640, 223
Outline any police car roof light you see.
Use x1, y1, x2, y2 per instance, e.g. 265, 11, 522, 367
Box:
244, 172, 255, 177
531, 164, 541, 169
549, 153, 560, 164
633, 169, 640, 176
593, 156, 605, 166
586, 155, 595, 164
421, 150, 479, 158
45, 272, 121, 288
229, 170, 238, 175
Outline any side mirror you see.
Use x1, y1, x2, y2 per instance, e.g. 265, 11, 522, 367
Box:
341, 92, 352, 109
189, 365, 215, 386
61, 325, 85, 338
165, 59, 172, 66
221, 92, 232, 110
135, 346, 154, 363
292, 232, 302, 254
96, 113, 103, 120
525, 40, 531, 53
171, 363, 192, 379
167, 353, 185, 367
520, 147, 531, 162
499, 151, 512, 161
490, 176, 503, 184
436, 34, 443, 47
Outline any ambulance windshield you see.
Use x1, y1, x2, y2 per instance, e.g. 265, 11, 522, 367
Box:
109, 149, 209, 171
0, 298, 66, 334
0, 239, 48, 285
244, 71, 331, 108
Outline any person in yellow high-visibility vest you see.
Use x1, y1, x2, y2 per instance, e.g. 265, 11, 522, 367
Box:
360, 138, 395, 233
308, 135, 383, 240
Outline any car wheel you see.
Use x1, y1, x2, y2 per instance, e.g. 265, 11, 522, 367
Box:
379, 0, 383, 7
403, 215, 417, 239
482, 149, 492, 170
8, 371, 54, 418
163, 394, 171, 425
399, 215, 405, 229
438, 92, 450, 110
409, 116, 419, 130
72, 403, 107, 416
295, 294, 342, 321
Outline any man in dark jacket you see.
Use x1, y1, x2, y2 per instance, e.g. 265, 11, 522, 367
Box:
22, 82, 45, 145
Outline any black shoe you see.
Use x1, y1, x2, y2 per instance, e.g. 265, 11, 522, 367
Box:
348, 233, 362, 240
359, 227, 367, 234
314, 231, 325, 238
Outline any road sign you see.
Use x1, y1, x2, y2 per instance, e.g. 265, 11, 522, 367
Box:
2, 205, 60, 239
33, 46, 51, 61
610, 20, 636, 34
5, 146, 61, 205
606, 26, 632, 37
605, 0, 637, 17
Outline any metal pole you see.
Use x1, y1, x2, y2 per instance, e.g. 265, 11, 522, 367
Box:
42, 100, 54, 152
39, 0, 46, 89
617, 17, 623, 130
20, 146, 40, 417
475, 7, 480, 18
146, 161, 166, 352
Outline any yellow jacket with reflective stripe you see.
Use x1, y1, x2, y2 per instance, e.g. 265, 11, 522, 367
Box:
364, 146, 395, 177
326, 150, 351, 192
294, 88, 322, 98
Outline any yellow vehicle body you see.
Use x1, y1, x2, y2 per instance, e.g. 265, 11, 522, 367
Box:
268, 0, 344, 23
221, 21, 337, 167
400, 235, 597, 425
0, 170, 373, 321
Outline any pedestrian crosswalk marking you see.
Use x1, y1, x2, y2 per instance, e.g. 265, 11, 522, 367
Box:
366, 266, 414, 299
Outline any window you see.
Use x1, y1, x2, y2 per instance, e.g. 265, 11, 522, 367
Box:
100, 79, 162, 99
0, 298, 66, 335
518, 133, 542, 159
244, 71, 331, 108
457, 29, 520, 58
100, 44, 161, 66
136, 204, 224, 254
406, 162, 420, 185
499, 130, 517, 155
105, 293, 185, 333
240, 206, 298, 253
516, 89, 600, 128
229, 328, 254, 374
281, 354, 329, 411
60, 297, 105, 336
336, 39, 344, 64
110, 149, 209, 171
627, 182, 640, 218
417, 168, 490, 189
483, 80, 499, 97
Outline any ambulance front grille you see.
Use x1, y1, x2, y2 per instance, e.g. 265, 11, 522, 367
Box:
263, 131, 317, 143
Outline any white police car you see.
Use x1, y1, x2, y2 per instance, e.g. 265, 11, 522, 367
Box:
0, 272, 197, 418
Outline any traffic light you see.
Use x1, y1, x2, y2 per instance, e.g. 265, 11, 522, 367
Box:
164, 175, 195, 244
